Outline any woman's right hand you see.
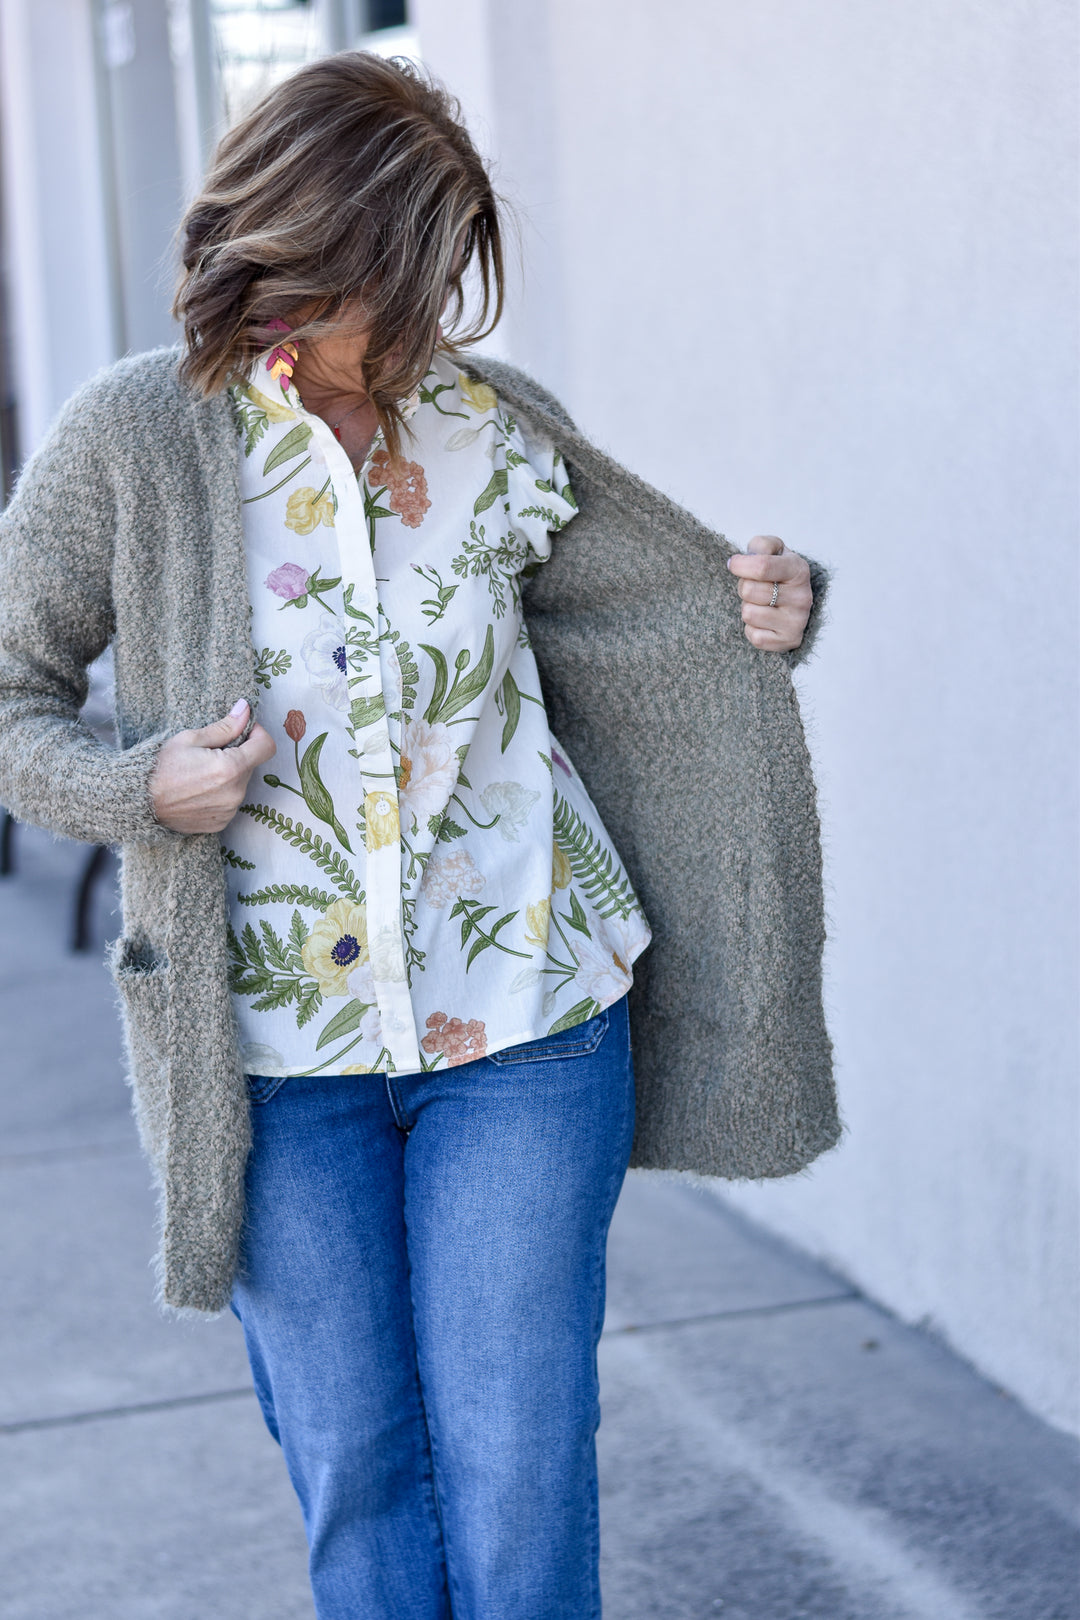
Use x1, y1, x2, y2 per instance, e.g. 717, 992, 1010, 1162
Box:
148, 699, 276, 834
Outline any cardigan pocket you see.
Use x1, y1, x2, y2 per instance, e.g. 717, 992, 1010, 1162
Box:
108, 936, 171, 1159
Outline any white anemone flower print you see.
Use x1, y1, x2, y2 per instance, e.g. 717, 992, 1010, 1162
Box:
480, 781, 541, 842
301, 614, 350, 710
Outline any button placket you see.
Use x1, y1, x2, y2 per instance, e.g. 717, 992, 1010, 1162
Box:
305, 412, 420, 1075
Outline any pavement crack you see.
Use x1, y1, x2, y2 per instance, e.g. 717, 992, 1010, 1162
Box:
0, 1386, 256, 1436
603, 1289, 859, 1336
0, 1139, 139, 1170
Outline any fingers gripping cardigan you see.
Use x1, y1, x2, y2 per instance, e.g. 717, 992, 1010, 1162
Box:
0, 348, 840, 1313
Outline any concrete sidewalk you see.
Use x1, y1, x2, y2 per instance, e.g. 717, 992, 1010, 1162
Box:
1, 822, 1077, 1620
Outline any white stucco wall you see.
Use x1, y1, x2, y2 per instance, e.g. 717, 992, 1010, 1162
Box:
414, 0, 1080, 1434
0, 0, 117, 453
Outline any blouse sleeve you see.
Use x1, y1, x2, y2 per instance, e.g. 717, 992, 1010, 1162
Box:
504, 420, 578, 564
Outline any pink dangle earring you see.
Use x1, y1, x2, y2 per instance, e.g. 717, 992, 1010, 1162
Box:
265, 318, 298, 396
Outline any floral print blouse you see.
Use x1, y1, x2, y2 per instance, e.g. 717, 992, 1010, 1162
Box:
221, 349, 651, 1077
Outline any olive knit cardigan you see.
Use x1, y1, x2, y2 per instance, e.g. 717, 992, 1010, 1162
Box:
0, 348, 840, 1313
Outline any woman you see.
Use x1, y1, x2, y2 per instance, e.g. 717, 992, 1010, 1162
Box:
0, 52, 837, 1620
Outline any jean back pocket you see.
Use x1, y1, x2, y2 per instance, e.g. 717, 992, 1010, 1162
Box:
488, 1007, 610, 1065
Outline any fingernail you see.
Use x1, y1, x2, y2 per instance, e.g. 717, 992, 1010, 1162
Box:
229, 698, 248, 718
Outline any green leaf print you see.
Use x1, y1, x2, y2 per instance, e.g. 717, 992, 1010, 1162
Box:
562, 889, 591, 936
363, 480, 394, 550
401, 894, 426, 985
420, 626, 495, 725
238, 884, 335, 911
384, 629, 418, 719
349, 693, 387, 730
294, 733, 353, 852
473, 467, 509, 516
226, 916, 323, 1029
547, 997, 601, 1037
419, 377, 468, 418
258, 916, 291, 972
422, 644, 448, 723
315, 998, 372, 1052
552, 793, 640, 921
222, 847, 256, 871
239, 804, 365, 902
413, 564, 460, 626
253, 647, 292, 689
282, 567, 341, 613
516, 504, 565, 530
449, 898, 530, 970
497, 669, 521, 754
436, 818, 467, 843
232, 399, 269, 456
450, 521, 529, 618
263, 421, 313, 476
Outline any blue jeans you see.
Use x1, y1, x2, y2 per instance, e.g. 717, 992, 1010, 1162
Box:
231, 996, 635, 1620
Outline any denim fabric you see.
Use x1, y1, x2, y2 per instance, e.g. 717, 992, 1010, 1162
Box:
231, 995, 635, 1620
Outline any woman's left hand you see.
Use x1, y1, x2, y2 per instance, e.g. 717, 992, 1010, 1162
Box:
727, 535, 813, 652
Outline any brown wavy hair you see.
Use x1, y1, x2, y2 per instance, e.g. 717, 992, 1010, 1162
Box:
173, 52, 504, 458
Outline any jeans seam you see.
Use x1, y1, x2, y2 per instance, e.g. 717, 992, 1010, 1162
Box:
403, 1186, 457, 1617
404, 1348, 452, 1616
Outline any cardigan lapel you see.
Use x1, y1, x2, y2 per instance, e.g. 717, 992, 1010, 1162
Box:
183, 385, 260, 728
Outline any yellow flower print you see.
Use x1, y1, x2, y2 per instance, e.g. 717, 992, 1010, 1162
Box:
285, 486, 336, 536
525, 899, 551, 948
458, 373, 497, 414
301, 898, 369, 997
244, 384, 296, 423
552, 842, 572, 890
365, 790, 400, 852
339, 1062, 377, 1074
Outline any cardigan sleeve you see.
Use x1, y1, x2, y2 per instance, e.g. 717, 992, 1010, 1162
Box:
466, 355, 831, 669
0, 385, 177, 846
787, 555, 830, 667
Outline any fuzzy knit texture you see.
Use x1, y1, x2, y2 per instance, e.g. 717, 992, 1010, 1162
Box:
0, 347, 840, 1313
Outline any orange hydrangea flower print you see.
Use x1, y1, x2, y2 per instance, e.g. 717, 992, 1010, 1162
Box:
421, 1013, 487, 1067
368, 449, 431, 529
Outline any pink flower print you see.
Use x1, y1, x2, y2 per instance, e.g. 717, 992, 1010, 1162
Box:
265, 319, 298, 394
550, 746, 572, 777
265, 563, 310, 601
